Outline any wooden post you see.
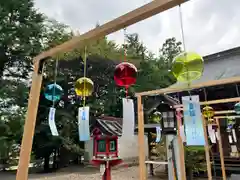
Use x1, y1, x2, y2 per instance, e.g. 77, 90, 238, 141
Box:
16, 62, 43, 180
215, 118, 227, 180
176, 109, 187, 180
137, 95, 146, 180
202, 116, 213, 180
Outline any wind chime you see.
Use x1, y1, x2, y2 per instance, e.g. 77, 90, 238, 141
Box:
201, 89, 217, 145
172, 5, 204, 148
152, 110, 162, 143
114, 28, 137, 138
75, 47, 94, 141
44, 57, 63, 136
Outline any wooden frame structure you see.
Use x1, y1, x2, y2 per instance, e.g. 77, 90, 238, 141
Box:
15, 0, 240, 180
136, 82, 240, 180
16, 1, 189, 180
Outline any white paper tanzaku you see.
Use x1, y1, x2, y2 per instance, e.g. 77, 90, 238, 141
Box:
48, 107, 59, 136
122, 98, 135, 139
232, 129, 237, 142
78, 106, 90, 141
156, 126, 161, 143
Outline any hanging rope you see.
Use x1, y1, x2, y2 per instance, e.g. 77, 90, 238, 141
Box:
52, 57, 59, 107
178, 4, 186, 52
123, 28, 129, 97
179, 5, 192, 99
123, 28, 127, 62
83, 46, 87, 107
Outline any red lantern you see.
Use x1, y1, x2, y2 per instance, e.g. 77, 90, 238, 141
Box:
114, 62, 137, 88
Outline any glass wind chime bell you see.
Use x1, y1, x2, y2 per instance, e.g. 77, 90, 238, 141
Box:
172, 52, 204, 82
227, 117, 235, 132
75, 77, 94, 97
152, 111, 162, 123
234, 85, 240, 114
114, 62, 137, 93
234, 102, 240, 114
44, 83, 63, 102
202, 106, 215, 123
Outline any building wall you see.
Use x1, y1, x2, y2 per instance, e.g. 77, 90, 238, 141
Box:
84, 135, 149, 163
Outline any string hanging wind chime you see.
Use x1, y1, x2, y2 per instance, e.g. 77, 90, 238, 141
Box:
114, 28, 137, 139
44, 57, 63, 136
75, 47, 94, 141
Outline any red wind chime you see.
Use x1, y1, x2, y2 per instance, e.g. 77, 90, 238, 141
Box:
113, 28, 137, 97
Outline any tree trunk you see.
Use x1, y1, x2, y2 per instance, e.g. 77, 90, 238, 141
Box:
44, 155, 50, 172
186, 168, 193, 180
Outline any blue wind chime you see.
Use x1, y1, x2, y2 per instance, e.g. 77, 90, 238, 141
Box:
44, 58, 63, 136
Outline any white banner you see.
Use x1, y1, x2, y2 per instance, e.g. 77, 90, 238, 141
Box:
232, 129, 237, 142
78, 106, 90, 141
48, 107, 59, 136
156, 126, 161, 143
122, 98, 135, 139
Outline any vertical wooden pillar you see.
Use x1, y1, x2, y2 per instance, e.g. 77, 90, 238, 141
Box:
215, 118, 227, 180
16, 61, 43, 180
176, 109, 187, 180
202, 116, 213, 180
137, 95, 146, 180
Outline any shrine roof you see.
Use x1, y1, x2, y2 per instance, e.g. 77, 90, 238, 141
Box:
90, 115, 161, 136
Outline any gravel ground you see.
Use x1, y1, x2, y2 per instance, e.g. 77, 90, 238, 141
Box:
1, 166, 167, 180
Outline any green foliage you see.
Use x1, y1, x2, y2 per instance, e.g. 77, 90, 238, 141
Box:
185, 146, 207, 173
160, 37, 182, 65
0, 0, 44, 79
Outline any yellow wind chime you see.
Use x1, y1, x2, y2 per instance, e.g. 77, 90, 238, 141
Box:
75, 47, 94, 141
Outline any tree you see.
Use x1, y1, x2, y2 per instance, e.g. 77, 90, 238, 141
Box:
159, 37, 182, 70
0, 0, 44, 79
0, 0, 45, 169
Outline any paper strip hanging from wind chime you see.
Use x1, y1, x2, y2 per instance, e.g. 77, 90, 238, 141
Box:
207, 124, 216, 144
78, 106, 90, 141
48, 107, 59, 136
122, 98, 135, 139
155, 126, 161, 143
182, 95, 205, 146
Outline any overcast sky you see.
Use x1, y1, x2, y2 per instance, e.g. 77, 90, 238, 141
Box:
34, 0, 240, 57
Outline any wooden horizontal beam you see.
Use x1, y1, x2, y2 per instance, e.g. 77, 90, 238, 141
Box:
215, 115, 240, 119
136, 76, 240, 96
33, 0, 187, 63
214, 110, 235, 115
174, 97, 240, 108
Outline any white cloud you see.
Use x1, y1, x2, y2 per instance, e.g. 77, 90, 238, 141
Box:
34, 0, 240, 57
